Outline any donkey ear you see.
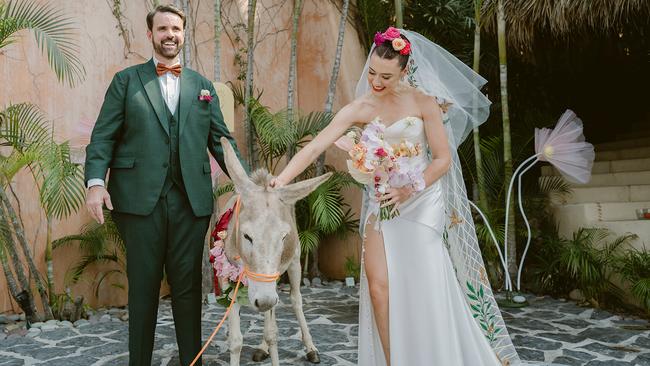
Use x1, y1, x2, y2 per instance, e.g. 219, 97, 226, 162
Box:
220, 137, 255, 191
277, 172, 333, 204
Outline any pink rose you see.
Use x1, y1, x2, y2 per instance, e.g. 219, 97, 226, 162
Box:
383, 27, 401, 40
374, 32, 386, 46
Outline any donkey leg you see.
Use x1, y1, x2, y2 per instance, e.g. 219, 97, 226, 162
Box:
288, 257, 320, 363
264, 308, 280, 366
227, 302, 243, 366
252, 339, 269, 362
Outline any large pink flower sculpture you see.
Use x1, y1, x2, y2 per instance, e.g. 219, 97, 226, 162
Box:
535, 110, 595, 184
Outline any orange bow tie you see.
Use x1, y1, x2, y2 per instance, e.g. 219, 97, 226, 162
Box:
156, 62, 182, 77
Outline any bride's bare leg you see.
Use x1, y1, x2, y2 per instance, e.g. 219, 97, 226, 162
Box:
364, 219, 390, 365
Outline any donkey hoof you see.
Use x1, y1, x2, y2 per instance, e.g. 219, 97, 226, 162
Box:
306, 350, 321, 363
252, 349, 270, 362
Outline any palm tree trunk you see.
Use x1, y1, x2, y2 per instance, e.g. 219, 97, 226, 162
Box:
394, 0, 403, 28
0, 194, 39, 317
45, 216, 55, 304
287, 0, 302, 122
181, 0, 191, 67
244, 0, 258, 169
496, 0, 517, 285
308, 0, 350, 279
286, 0, 303, 159
0, 188, 53, 319
472, 0, 487, 210
315, 0, 350, 176
214, 0, 221, 82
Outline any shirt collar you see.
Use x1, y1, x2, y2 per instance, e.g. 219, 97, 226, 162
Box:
152, 56, 181, 68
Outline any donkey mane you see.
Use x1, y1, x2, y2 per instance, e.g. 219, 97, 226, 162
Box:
249, 168, 274, 190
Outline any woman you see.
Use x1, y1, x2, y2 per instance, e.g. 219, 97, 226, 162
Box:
271, 28, 522, 365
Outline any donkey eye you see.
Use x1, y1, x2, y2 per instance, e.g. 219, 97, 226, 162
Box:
244, 234, 253, 243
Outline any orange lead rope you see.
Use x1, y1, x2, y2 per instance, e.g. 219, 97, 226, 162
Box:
189, 196, 280, 366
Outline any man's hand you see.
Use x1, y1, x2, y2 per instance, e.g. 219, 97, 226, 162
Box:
86, 186, 113, 224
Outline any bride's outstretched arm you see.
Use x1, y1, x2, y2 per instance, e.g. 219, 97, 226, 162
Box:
420, 94, 452, 187
272, 103, 359, 187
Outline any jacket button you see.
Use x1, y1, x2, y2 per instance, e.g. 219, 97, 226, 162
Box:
162, 162, 168, 168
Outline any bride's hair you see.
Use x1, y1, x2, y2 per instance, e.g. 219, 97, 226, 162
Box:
372, 34, 411, 70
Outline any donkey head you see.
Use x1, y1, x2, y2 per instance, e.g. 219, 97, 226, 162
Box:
220, 137, 331, 312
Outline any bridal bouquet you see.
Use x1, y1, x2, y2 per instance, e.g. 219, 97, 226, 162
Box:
335, 119, 426, 221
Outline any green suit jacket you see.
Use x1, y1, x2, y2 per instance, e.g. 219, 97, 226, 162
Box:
84, 59, 245, 217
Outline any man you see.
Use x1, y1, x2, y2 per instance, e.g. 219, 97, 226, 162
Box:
84, 4, 246, 365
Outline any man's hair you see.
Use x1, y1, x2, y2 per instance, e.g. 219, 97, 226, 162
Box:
146, 4, 186, 31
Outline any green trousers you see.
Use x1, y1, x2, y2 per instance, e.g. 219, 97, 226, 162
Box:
112, 184, 210, 366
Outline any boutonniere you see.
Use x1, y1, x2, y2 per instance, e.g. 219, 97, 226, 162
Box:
198, 89, 213, 103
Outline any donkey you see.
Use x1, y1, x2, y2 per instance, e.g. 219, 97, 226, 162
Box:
218, 137, 331, 365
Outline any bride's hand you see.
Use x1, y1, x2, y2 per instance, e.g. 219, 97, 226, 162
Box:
380, 186, 414, 208
269, 176, 287, 188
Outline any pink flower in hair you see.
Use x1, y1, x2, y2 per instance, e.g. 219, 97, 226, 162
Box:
392, 38, 406, 51
400, 41, 411, 55
374, 32, 386, 46
383, 27, 401, 40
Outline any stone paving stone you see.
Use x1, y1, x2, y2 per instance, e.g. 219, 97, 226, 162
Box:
513, 335, 564, 351
584, 361, 631, 366
579, 342, 629, 359
633, 353, 650, 366
1, 285, 650, 365
40, 355, 100, 365
577, 327, 638, 343
517, 347, 546, 361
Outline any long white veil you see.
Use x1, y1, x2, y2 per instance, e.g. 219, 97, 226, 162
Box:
356, 29, 522, 364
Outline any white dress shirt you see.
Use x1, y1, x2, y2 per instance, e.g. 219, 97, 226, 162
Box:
88, 57, 181, 188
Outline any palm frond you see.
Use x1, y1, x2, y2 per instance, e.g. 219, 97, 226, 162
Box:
308, 175, 345, 234
2, 0, 86, 86
37, 141, 85, 218
298, 229, 320, 255
1, 103, 51, 152
214, 181, 234, 198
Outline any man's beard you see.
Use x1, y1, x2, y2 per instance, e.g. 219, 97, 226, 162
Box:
153, 38, 182, 59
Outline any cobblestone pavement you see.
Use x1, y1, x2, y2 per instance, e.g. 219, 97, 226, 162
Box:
1, 282, 650, 365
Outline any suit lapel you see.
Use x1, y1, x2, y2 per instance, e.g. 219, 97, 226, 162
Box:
137, 59, 169, 136
179, 70, 196, 135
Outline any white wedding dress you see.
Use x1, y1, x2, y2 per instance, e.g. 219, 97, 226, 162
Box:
357, 117, 510, 366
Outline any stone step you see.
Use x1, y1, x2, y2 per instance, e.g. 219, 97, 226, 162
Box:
596, 137, 650, 151
575, 171, 650, 187
562, 185, 650, 204
596, 146, 650, 161
541, 158, 650, 176
552, 201, 650, 222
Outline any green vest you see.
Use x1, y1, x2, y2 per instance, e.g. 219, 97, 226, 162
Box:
162, 102, 184, 195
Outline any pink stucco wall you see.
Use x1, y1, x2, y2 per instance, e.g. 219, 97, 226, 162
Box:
0, 0, 366, 313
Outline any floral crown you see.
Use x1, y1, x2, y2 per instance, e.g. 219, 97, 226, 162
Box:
373, 27, 411, 56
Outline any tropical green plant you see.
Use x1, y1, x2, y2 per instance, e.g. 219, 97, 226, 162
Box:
52, 213, 126, 298
530, 227, 636, 306
220, 94, 359, 277
0, 0, 86, 86
1, 0, 86, 319
616, 247, 650, 314
404, 0, 474, 62
0, 103, 85, 319
344, 255, 361, 280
